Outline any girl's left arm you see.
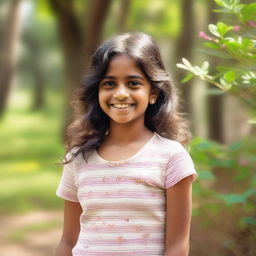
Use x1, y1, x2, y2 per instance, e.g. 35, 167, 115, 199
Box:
165, 175, 194, 256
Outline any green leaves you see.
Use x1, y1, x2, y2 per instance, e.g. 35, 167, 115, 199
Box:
217, 22, 234, 36
240, 3, 256, 22
209, 24, 220, 37
177, 0, 256, 106
198, 170, 215, 180
224, 71, 236, 82
219, 71, 236, 90
242, 72, 256, 85
213, 0, 256, 23
214, 0, 243, 10
208, 22, 233, 37
176, 58, 212, 81
219, 189, 255, 205
214, 0, 230, 7
214, 0, 240, 8
176, 58, 234, 91
240, 217, 256, 226
190, 134, 256, 238
204, 42, 221, 50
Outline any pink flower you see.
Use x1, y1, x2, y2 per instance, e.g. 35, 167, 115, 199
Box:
247, 20, 256, 27
239, 158, 249, 166
198, 31, 214, 41
233, 25, 241, 32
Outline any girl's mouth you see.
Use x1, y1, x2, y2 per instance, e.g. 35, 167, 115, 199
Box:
110, 104, 135, 109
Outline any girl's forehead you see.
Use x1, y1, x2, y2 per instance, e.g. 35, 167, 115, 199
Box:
108, 54, 136, 65
105, 54, 144, 76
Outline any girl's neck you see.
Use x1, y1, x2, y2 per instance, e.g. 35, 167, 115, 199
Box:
107, 121, 153, 145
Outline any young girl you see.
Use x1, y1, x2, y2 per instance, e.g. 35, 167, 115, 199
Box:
55, 32, 197, 256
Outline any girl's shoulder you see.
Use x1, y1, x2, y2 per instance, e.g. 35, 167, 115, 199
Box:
153, 132, 187, 154
64, 147, 85, 169
153, 133, 195, 167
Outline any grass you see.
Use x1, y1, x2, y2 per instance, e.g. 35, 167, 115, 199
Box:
0, 89, 66, 215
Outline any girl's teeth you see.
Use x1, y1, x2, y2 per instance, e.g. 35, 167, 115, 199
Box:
113, 104, 133, 109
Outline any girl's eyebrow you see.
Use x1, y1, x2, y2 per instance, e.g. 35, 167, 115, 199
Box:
127, 75, 145, 80
103, 75, 145, 80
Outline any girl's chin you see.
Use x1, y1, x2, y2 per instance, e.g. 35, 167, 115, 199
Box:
110, 118, 133, 125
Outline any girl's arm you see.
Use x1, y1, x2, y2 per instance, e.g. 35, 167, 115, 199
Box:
165, 175, 194, 256
55, 200, 82, 256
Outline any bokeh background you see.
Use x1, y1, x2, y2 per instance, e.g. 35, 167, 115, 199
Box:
0, 0, 255, 255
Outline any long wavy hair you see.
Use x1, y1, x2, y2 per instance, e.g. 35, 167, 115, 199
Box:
64, 32, 191, 164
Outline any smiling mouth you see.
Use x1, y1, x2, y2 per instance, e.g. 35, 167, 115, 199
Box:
110, 104, 135, 109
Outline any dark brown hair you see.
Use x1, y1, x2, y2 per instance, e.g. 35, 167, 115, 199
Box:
64, 32, 191, 164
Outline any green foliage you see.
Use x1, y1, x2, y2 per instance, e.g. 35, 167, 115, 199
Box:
0, 90, 65, 214
126, 0, 181, 37
240, 3, 256, 22
219, 188, 255, 205
240, 216, 256, 226
36, 0, 53, 21
176, 0, 256, 121
190, 135, 256, 251
19, 1, 64, 90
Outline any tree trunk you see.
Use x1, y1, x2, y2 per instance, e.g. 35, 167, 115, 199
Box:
31, 50, 45, 110
83, 0, 112, 67
0, 0, 21, 118
174, 0, 194, 115
24, 33, 45, 110
207, 0, 224, 143
49, 0, 111, 141
117, 0, 131, 33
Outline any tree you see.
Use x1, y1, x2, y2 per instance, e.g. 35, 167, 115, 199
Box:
48, 0, 112, 139
23, 28, 46, 110
117, 0, 131, 33
174, 0, 195, 115
0, 0, 21, 118
207, 0, 224, 142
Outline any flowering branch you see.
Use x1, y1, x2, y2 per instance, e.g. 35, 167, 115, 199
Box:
176, 0, 256, 121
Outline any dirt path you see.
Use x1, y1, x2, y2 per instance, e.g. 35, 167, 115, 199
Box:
0, 210, 63, 256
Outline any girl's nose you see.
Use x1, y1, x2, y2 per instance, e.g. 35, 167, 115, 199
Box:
113, 85, 129, 100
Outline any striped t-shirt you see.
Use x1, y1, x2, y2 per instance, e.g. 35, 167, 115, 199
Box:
56, 132, 197, 256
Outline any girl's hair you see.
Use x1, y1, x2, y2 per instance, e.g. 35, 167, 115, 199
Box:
64, 32, 191, 164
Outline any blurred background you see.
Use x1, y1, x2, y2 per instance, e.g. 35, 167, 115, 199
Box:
0, 0, 255, 255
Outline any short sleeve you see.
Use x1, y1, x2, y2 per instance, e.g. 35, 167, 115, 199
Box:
56, 161, 79, 202
165, 148, 198, 189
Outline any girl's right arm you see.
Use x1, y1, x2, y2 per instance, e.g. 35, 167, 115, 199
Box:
55, 200, 82, 256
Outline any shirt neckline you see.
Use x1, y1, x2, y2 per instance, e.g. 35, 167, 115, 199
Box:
94, 132, 156, 165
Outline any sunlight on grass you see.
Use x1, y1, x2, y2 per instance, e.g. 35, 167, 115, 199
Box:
7, 89, 31, 111
1, 172, 60, 195
1, 161, 41, 173
0, 89, 65, 214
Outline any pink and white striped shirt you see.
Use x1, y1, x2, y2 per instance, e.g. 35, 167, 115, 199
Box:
56, 132, 197, 256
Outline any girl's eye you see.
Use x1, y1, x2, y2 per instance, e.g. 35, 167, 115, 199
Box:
102, 81, 115, 87
128, 81, 141, 87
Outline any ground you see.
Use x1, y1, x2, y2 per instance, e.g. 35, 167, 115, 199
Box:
1, 210, 62, 256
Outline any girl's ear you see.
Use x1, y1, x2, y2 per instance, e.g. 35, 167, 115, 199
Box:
149, 87, 160, 104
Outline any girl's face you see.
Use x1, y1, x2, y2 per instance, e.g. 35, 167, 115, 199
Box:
98, 54, 158, 126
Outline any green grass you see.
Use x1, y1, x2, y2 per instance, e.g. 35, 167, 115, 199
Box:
0, 89, 66, 215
